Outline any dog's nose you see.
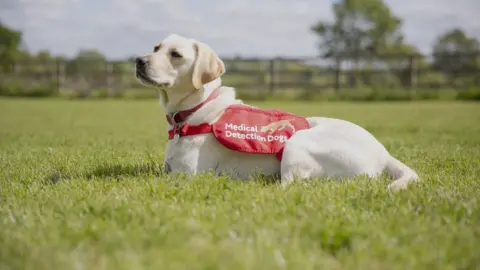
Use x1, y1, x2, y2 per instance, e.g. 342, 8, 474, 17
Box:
135, 56, 148, 66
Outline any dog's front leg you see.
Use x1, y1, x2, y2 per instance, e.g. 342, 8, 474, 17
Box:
163, 138, 202, 177
163, 161, 172, 174
163, 155, 199, 177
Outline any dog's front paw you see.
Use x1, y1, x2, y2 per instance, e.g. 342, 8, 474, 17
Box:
387, 179, 410, 192
280, 178, 295, 190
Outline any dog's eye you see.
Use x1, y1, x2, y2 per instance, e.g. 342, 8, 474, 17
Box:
170, 51, 182, 58
153, 45, 160, 52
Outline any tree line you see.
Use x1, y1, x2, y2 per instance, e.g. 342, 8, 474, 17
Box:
310, 0, 479, 84
0, 0, 479, 99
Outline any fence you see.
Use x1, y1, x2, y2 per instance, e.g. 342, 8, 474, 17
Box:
1, 52, 479, 98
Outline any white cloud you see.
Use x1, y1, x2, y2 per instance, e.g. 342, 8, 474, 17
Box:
387, 0, 480, 52
1, 0, 478, 59
14, 0, 78, 27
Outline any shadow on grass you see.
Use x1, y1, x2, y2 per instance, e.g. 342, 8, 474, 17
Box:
45, 162, 165, 184
252, 173, 281, 186
44, 161, 284, 186
84, 162, 164, 179
45, 171, 72, 184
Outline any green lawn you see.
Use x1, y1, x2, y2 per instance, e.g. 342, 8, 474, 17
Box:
1, 98, 479, 270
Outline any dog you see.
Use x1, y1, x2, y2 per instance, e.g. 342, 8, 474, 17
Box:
135, 33, 419, 191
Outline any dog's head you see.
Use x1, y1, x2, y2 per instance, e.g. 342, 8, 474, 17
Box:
135, 34, 225, 92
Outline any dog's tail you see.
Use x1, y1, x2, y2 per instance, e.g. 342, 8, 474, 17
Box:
385, 155, 419, 191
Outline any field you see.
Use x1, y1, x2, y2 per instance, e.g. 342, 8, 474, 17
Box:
1, 98, 479, 270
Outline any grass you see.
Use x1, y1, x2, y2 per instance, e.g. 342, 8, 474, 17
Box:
1, 98, 479, 270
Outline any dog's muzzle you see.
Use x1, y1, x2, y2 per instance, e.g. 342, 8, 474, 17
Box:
135, 56, 171, 88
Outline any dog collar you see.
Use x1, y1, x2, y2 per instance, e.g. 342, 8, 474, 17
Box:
166, 87, 221, 125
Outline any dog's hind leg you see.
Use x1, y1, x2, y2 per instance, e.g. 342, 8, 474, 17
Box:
385, 155, 419, 191
280, 141, 324, 189
280, 163, 315, 189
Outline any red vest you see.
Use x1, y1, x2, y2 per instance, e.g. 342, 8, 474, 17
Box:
166, 89, 310, 161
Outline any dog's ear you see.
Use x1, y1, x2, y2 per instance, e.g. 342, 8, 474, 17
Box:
191, 41, 225, 90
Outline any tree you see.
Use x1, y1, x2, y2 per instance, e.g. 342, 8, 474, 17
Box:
310, 0, 419, 88
432, 28, 479, 83
0, 21, 22, 72
36, 50, 53, 62
65, 49, 109, 96
74, 49, 107, 62
67, 49, 107, 76
311, 0, 409, 61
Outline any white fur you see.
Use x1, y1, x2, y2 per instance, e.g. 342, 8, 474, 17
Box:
135, 34, 419, 191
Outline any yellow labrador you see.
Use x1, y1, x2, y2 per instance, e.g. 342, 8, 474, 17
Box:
135, 33, 419, 191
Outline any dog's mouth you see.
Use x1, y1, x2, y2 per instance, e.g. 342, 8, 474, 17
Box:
135, 69, 156, 85
135, 69, 171, 88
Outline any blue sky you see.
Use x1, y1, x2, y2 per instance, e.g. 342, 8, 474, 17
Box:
1, 0, 479, 60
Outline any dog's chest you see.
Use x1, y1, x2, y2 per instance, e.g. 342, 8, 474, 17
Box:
164, 134, 214, 174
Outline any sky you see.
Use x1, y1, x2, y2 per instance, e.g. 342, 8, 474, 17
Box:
1, 0, 479, 60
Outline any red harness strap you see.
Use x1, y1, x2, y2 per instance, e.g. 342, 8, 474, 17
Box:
167, 122, 212, 139
166, 88, 219, 140
166, 88, 220, 125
